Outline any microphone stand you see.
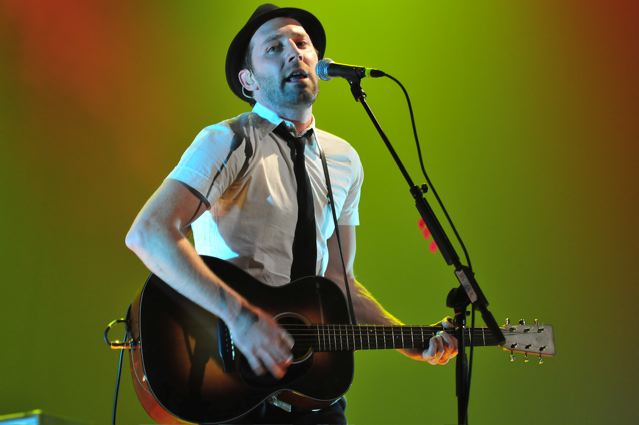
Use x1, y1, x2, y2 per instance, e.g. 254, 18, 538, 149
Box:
346, 77, 505, 425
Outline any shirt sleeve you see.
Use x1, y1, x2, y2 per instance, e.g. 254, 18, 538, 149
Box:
337, 149, 364, 226
166, 122, 249, 206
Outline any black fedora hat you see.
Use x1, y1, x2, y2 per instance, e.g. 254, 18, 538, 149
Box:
225, 3, 326, 103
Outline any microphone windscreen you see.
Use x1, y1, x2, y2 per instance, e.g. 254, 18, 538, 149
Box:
315, 58, 335, 81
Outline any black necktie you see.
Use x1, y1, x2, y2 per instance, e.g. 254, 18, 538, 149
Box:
273, 123, 317, 281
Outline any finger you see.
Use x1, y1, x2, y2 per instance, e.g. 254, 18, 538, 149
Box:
446, 334, 458, 356
423, 335, 437, 357
439, 332, 456, 352
278, 329, 295, 355
441, 316, 455, 330
424, 335, 444, 365
268, 333, 293, 363
433, 336, 445, 363
244, 351, 265, 376
261, 350, 288, 379
282, 330, 295, 349
265, 320, 294, 351
265, 331, 292, 362
439, 333, 458, 365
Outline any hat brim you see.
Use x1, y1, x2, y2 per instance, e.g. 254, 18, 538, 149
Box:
225, 6, 326, 103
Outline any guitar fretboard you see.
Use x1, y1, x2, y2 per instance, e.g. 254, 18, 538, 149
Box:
282, 324, 502, 352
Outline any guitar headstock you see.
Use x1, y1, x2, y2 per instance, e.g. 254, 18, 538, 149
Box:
501, 318, 555, 364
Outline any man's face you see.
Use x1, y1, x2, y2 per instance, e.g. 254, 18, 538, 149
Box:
244, 17, 319, 110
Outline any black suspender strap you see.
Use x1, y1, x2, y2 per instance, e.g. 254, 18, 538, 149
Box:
316, 141, 358, 326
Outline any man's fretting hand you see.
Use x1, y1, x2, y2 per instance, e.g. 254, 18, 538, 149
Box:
401, 317, 458, 365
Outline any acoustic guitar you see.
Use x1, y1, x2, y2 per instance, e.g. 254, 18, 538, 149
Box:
126, 256, 555, 424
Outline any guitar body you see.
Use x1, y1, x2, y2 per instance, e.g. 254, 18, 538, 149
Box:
128, 256, 354, 424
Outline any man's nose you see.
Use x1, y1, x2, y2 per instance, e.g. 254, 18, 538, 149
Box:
286, 42, 303, 63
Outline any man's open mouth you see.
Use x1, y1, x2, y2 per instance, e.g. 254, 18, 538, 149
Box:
284, 70, 309, 82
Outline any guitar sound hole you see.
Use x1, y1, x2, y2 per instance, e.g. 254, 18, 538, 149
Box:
237, 312, 313, 388
276, 312, 313, 363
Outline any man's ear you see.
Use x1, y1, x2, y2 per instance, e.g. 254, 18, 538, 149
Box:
238, 69, 258, 92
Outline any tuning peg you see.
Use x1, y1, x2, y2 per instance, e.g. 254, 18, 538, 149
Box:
538, 355, 544, 365
505, 318, 510, 326
534, 318, 539, 327
509, 351, 515, 362
524, 353, 529, 363
519, 319, 526, 326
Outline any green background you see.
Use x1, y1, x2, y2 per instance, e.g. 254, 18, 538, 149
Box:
1, 0, 637, 424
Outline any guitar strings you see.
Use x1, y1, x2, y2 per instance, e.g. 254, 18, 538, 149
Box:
271, 325, 535, 346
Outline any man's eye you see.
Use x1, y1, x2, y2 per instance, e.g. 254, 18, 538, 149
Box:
296, 41, 309, 48
267, 44, 281, 53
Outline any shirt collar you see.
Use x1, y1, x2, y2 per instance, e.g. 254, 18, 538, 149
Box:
252, 102, 315, 137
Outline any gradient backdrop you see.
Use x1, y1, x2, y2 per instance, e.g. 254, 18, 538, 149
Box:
1, 0, 638, 424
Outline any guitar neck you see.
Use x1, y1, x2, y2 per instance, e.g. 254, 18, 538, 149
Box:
284, 324, 502, 352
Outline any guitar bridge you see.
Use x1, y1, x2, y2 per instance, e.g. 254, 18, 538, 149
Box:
217, 320, 235, 373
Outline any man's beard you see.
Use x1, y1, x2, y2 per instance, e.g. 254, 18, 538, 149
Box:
256, 74, 318, 109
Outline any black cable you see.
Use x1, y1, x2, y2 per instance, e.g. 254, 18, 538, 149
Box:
112, 330, 128, 425
382, 73, 473, 271
466, 304, 476, 422
380, 72, 477, 423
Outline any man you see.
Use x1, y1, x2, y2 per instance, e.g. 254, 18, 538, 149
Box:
126, 4, 457, 423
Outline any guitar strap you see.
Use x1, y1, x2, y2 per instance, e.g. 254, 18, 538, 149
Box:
316, 138, 358, 325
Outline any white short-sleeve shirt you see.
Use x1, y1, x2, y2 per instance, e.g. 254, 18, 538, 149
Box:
167, 103, 364, 286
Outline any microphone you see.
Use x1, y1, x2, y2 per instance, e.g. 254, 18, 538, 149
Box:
316, 58, 385, 81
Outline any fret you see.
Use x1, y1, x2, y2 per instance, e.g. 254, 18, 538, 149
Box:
359, 325, 363, 351
332, 324, 337, 351
400, 327, 404, 348
352, 325, 356, 351
346, 324, 350, 350
350, 325, 354, 350
332, 324, 336, 351
390, 326, 394, 349
350, 326, 355, 350
410, 327, 414, 348
344, 325, 348, 350
346, 325, 350, 351
420, 327, 424, 347
323, 323, 328, 351
344, 325, 349, 351
324, 323, 328, 350
323, 324, 327, 351
482, 327, 486, 346
316, 324, 320, 351
374, 326, 378, 349
366, 325, 371, 350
